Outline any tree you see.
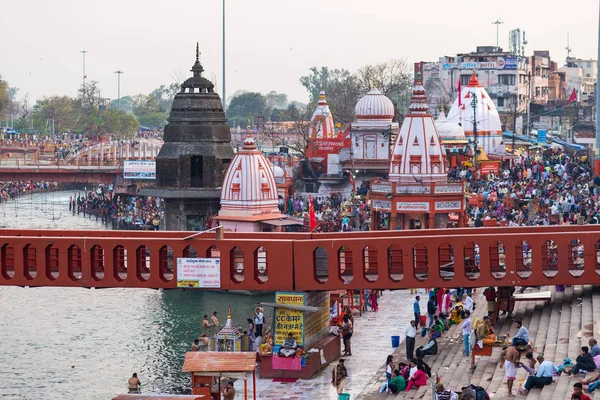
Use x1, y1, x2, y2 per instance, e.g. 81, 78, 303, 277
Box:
299, 66, 361, 126
109, 95, 134, 113
102, 109, 139, 139
262, 106, 320, 188
0, 75, 8, 121
32, 96, 77, 134
226, 92, 267, 128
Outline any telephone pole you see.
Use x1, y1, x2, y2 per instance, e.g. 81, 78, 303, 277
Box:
492, 19, 504, 49
114, 70, 123, 110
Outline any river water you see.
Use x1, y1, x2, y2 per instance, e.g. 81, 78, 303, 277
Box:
0, 191, 271, 399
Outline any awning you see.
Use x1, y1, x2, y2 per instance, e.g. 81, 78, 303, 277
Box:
182, 351, 259, 373
551, 138, 584, 151
261, 219, 305, 226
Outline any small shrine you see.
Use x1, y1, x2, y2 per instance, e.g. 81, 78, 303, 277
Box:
216, 126, 302, 232
212, 306, 243, 352
369, 63, 466, 230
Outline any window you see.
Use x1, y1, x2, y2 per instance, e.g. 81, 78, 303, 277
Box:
497, 97, 505, 107
460, 75, 472, 86
498, 75, 516, 86
535, 87, 541, 97
191, 156, 203, 187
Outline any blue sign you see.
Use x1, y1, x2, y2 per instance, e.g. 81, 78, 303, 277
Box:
498, 57, 518, 70
537, 129, 547, 144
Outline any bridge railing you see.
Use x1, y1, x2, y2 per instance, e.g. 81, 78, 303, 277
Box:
0, 227, 599, 290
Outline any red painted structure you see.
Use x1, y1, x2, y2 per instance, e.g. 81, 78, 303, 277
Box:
0, 166, 121, 185
0, 226, 599, 290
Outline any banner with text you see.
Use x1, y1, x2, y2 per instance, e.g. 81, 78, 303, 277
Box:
176, 258, 221, 288
274, 292, 305, 346
123, 160, 156, 180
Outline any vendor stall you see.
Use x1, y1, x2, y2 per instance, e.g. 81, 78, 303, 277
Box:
182, 351, 259, 400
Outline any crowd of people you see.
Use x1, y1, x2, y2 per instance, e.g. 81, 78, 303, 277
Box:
284, 183, 371, 232
71, 187, 163, 230
463, 151, 600, 227
0, 180, 59, 203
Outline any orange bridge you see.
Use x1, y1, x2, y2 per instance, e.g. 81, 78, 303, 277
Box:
0, 226, 599, 290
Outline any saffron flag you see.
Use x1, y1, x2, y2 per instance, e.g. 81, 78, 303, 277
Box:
308, 194, 317, 232
568, 88, 577, 103
458, 78, 462, 106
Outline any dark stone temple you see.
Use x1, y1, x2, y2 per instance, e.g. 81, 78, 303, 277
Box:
141, 44, 234, 231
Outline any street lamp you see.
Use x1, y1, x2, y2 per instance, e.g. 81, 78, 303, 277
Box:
114, 70, 123, 110
81, 50, 88, 91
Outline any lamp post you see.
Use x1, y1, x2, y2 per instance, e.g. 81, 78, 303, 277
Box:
595, 2, 600, 173
114, 70, 123, 110
81, 50, 88, 91
471, 91, 478, 167
492, 19, 504, 49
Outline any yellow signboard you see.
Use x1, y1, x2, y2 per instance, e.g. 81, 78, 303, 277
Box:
274, 292, 305, 346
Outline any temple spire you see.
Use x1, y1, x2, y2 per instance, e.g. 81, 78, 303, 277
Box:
191, 42, 204, 77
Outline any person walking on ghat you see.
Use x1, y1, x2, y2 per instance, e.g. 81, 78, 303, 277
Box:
341, 314, 353, 356
332, 359, 348, 396
405, 320, 417, 360
414, 296, 421, 327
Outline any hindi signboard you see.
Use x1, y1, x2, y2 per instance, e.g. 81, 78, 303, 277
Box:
396, 202, 430, 212
123, 160, 156, 180
176, 258, 221, 288
274, 292, 305, 346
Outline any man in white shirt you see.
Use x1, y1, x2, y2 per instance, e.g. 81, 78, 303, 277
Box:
404, 320, 417, 360
462, 311, 472, 356
462, 293, 474, 314
254, 307, 264, 337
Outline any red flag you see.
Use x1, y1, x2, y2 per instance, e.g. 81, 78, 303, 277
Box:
83, 75, 87, 79
568, 88, 577, 103
458, 78, 462, 106
308, 194, 317, 232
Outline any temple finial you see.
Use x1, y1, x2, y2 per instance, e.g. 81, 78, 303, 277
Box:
246, 120, 252, 136
196, 42, 200, 62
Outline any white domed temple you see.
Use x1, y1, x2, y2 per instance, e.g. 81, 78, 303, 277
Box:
369, 63, 466, 230
348, 88, 400, 171
216, 126, 300, 232
446, 72, 503, 155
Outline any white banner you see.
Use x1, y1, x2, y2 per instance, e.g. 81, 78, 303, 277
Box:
123, 160, 156, 180
396, 202, 430, 212
435, 201, 462, 211
177, 258, 221, 288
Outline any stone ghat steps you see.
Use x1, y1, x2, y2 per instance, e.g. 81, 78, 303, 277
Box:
357, 286, 600, 399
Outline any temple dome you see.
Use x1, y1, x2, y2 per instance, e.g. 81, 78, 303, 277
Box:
389, 65, 447, 183
309, 90, 335, 138
354, 88, 394, 125
220, 127, 280, 217
446, 71, 503, 153
435, 110, 467, 141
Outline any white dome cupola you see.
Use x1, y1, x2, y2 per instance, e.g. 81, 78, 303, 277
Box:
220, 125, 280, 216
354, 88, 395, 126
